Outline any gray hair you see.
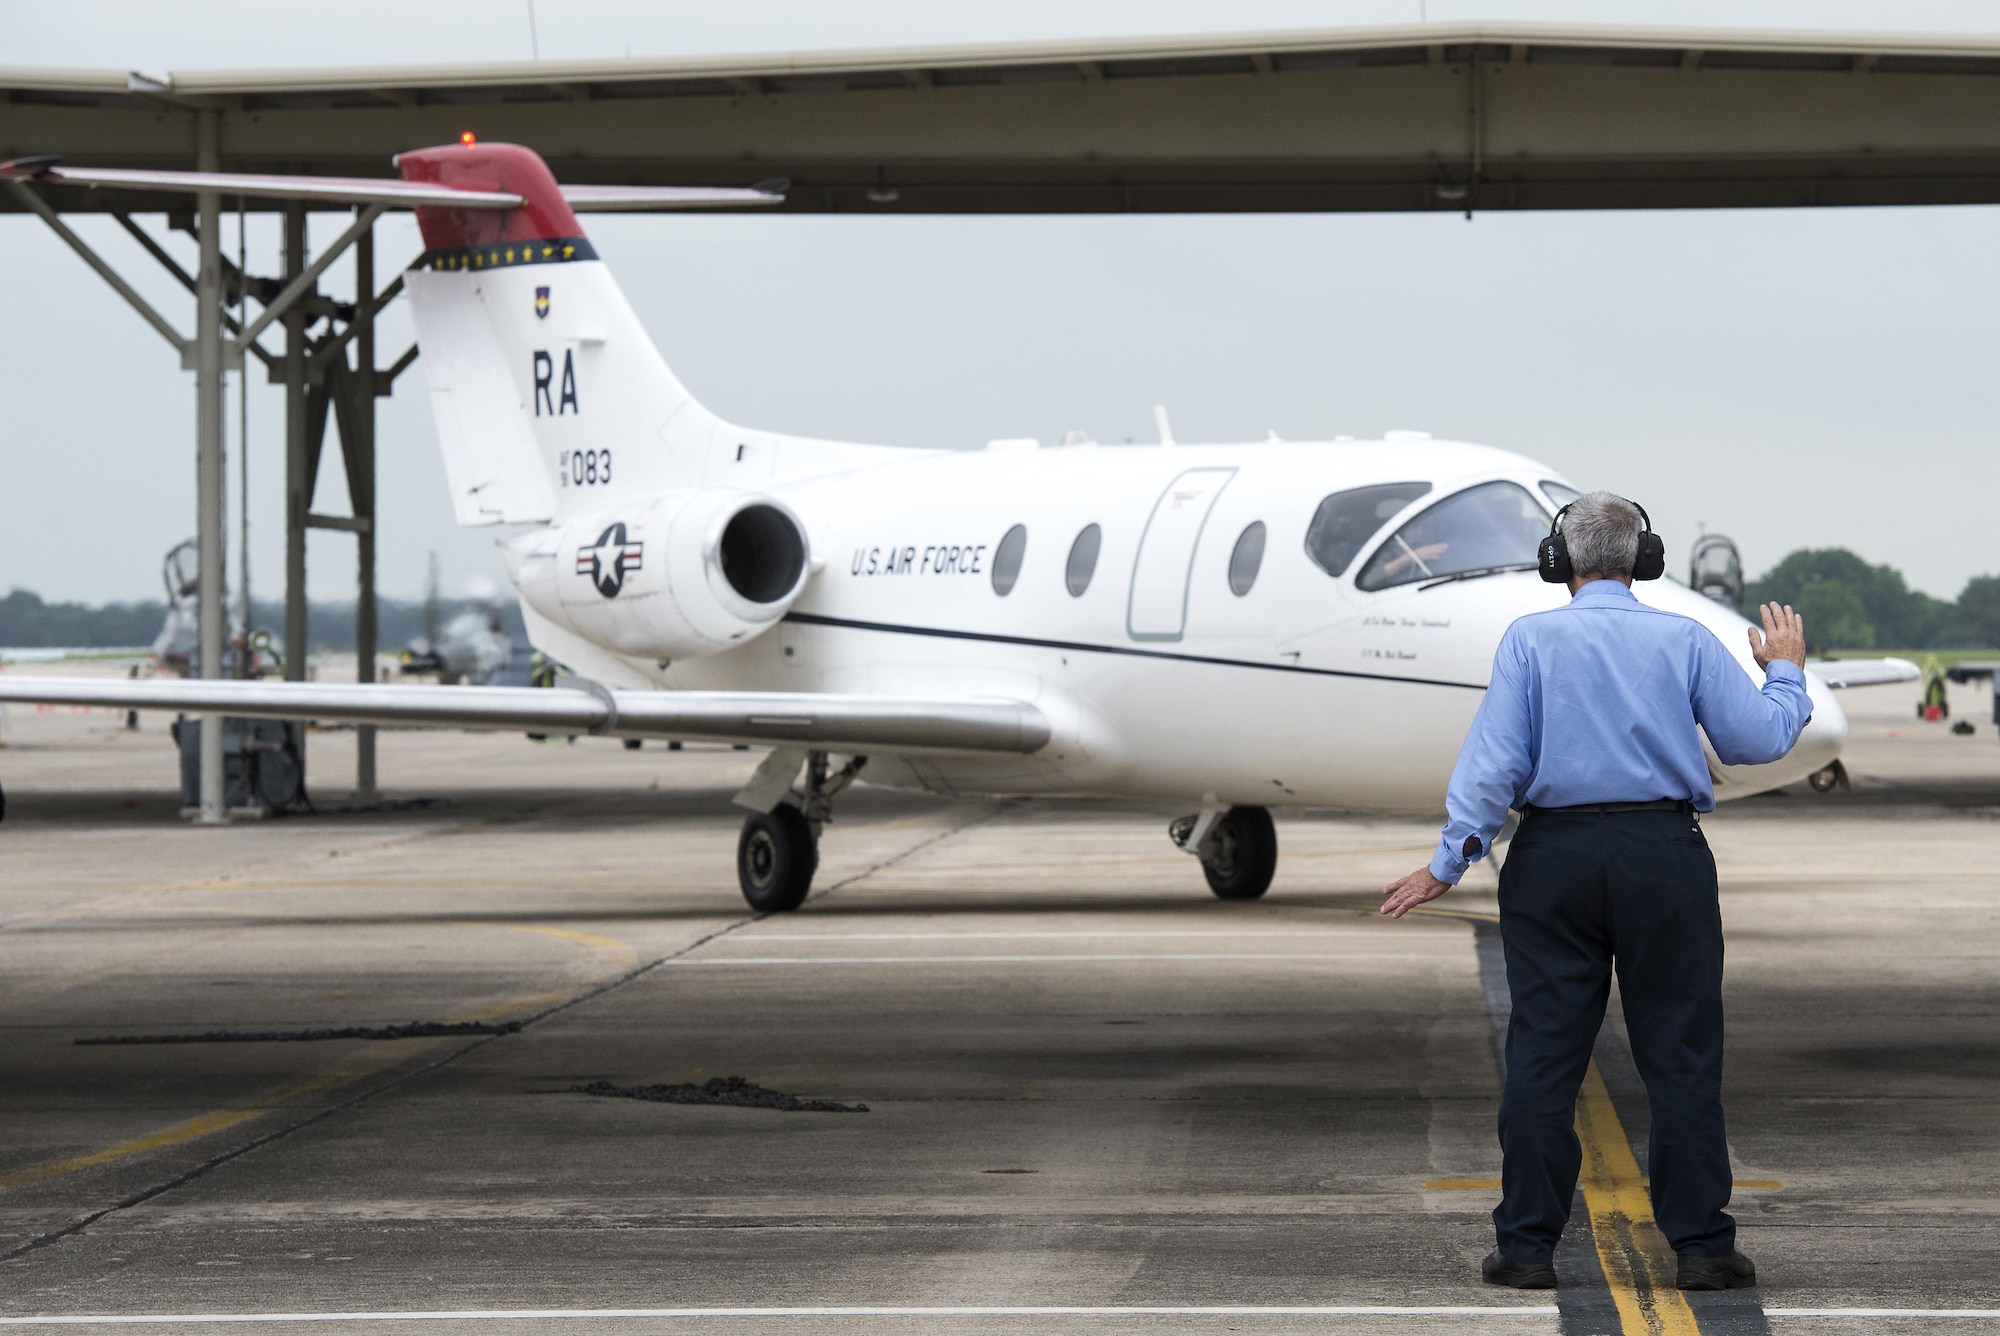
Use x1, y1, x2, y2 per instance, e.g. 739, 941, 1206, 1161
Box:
1562, 491, 1643, 578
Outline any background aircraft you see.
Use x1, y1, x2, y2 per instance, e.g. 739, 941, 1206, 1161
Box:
0, 142, 1916, 910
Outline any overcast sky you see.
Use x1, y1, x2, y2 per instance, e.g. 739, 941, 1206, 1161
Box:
4, 1, 1998, 608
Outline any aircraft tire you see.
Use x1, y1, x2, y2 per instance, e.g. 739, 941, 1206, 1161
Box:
1202, 805, 1276, 901
737, 805, 817, 912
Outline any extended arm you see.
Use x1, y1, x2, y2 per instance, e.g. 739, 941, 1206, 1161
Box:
1696, 602, 1814, 765
1383, 634, 1536, 918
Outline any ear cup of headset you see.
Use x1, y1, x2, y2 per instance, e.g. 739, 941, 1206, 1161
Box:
1632, 531, 1666, 581
1538, 532, 1571, 584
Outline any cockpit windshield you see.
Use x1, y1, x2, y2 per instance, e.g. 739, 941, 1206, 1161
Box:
1355, 481, 1551, 591
1540, 481, 1580, 509
1304, 482, 1432, 577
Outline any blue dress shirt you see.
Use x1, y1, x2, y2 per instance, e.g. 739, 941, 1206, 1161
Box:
1429, 580, 1814, 884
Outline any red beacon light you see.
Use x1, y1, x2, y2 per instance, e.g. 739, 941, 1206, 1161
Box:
460, 131, 476, 146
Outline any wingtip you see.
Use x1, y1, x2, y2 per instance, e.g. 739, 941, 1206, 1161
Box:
0, 153, 62, 180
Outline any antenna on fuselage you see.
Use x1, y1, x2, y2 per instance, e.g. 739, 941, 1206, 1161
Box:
1153, 404, 1175, 447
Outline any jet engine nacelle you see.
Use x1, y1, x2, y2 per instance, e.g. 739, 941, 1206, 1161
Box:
509, 488, 810, 660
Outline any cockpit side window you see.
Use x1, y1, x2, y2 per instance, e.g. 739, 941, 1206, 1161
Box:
1540, 481, 1581, 510
1304, 482, 1432, 577
1355, 481, 1550, 591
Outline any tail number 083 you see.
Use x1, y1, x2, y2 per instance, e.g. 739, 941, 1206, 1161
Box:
559, 449, 612, 487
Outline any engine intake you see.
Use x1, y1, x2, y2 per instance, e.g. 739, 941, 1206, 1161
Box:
509, 488, 812, 660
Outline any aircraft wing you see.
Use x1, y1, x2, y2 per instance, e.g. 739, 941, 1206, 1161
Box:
0, 677, 1048, 755
1810, 657, 1921, 689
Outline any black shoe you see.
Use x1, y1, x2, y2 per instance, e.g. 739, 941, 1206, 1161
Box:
1482, 1248, 1557, 1289
1677, 1250, 1756, 1290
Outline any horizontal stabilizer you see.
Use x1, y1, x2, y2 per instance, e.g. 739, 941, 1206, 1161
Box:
0, 157, 785, 212
0, 677, 1048, 755
559, 183, 784, 211
1810, 657, 1921, 689
0, 159, 520, 208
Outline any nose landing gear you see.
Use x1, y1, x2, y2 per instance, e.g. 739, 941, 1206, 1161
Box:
733, 749, 866, 912
1170, 803, 1278, 900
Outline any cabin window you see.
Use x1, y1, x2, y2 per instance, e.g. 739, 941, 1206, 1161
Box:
1227, 521, 1266, 596
1540, 481, 1581, 511
992, 524, 1028, 596
1065, 524, 1101, 597
1355, 481, 1549, 591
1304, 481, 1432, 577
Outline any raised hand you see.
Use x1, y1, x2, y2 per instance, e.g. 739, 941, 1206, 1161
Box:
1747, 601, 1807, 671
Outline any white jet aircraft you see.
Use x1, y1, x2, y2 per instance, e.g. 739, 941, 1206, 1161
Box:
0, 141, 1918, 912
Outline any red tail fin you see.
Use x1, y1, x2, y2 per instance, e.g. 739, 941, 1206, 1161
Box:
395, 142, 582, 251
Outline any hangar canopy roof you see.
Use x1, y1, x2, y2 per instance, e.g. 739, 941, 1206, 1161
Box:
6, 20, 2000, 213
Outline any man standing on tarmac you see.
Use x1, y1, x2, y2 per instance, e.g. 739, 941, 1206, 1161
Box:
1379, 491, 1812, 1293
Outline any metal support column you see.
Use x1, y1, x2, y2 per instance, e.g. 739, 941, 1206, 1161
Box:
352, 221, 378, 800
282, 203, 308, 684
193, 110, 228, 825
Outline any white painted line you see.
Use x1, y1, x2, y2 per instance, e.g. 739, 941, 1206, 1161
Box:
0, 1307, 1560, 1325
1768, 1312, 2000, 1320
675, 954, 1455, 966
746, 930, 1460, 941
12, 1304, 2000, 1325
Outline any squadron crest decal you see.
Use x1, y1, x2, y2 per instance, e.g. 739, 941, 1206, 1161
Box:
534, 285, 551, 319
575, 522, 644, 598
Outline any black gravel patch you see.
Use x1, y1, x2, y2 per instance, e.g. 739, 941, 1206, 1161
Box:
77, 1020, 523, 1046
571, 1076, 868, 1113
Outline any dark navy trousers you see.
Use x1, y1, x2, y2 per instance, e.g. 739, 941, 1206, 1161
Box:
1493, 806, 1736, 1262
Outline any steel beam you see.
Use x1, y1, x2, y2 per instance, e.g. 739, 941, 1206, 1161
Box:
282, 203, 308, 688
234, 203, 383, 351
352, 218, 377, 801
3, 181, 188, 351
193, 109, 226, 825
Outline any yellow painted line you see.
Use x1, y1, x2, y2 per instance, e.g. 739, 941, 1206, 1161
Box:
1, 922, 645, 1197
1575, 1061, 1702, 1336
1425, 1178, 1782, 1191
0, 1063, 377, 1193
461, 922, 638, 962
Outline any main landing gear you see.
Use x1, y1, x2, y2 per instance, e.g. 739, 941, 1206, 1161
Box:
1170, 804, 1278, 901
734, 750, 866, 913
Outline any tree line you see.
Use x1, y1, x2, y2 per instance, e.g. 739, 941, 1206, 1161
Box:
1743, 550, 2000, 652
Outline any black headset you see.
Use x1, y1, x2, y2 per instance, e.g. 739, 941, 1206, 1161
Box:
1538, 497, 1666, 584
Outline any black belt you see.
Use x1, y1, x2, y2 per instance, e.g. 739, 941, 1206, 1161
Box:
1522, 798, 1693, 818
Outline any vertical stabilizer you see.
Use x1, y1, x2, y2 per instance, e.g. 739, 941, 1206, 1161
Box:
398, 142, 721, 525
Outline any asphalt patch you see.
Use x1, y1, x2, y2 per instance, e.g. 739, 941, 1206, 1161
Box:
77, 1020, 523, 1045
571, 1076, 869, 1113
1806, 1042, 2000, 1077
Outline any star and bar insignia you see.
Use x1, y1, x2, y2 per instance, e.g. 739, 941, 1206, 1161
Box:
576, 522, 644, 598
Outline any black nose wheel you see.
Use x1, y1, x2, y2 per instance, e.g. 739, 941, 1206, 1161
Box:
1202, 805, 1278, 900
737, 804, 818, 912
